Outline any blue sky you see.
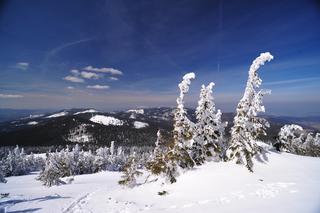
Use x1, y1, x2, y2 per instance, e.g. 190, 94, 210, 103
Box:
0, 0, 319, 116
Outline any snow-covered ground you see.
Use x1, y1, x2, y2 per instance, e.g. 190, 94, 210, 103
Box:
74, 109, 98, 115
46, 112, 68, 118
27, 121, 38, 125
133, 121, 149, 129
89, 115, 123, 126
127, 109, 144, 114
1, 151, 320, 213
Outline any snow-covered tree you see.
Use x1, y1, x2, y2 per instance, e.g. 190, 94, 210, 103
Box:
172, 72, 196, 168
38, 153, 65, 187
147, 73, 196, 183
118, 153, 142, 188
146, 130, 167, 176
227, 52, 274, 171
162, 73, 196, 182
0, 167, 6, 183
192, 83, 226, 165
277, 124, 304, 153
2, 145, 28, 176
302, 132, 314, 151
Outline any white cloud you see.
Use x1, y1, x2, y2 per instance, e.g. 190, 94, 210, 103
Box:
70, 69, 80, 76
109, 77, 118, 81
87, 85, 110, 89
0, 93, 24, 98
83, 66, 123, 75
16, 62, 29, 70
67, 86, 75, 89
80, 71, 101, 79
63, 76, 84, 83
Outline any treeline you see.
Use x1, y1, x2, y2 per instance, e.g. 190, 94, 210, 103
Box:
0, 143, 153, 185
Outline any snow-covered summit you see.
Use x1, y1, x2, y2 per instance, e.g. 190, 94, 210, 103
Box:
74, 109, 98, 115
90, 115, 124, 126
46, 111, 68, 118
133, 121, 149, 129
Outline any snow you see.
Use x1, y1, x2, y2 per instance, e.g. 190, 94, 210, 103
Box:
2, 151, 320, 213
74, 109, 98, 115
127, 109, 144, 114
90, 115, 123, 126
133, 121, 149, 129
27, 121, 38, 125
46, 112, 68, 118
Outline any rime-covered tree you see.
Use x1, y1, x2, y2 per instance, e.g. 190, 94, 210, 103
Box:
118, 153, 142, 187
162, 73, 196, 182
146, 130, 167, 177
147, 73, 196, 183
172, 72, 196, 168
38, 153, 65, 187
227, 52, 273, 171
3, 145, 28, 176
192, 83, 226, 165
277, 124, 304, 153
0, 167, 6, 183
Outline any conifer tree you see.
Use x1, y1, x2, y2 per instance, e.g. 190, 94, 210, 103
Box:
38, 153, 65, 187
192, 83, 226, 165
118, 153, 142, 188
161, 73, 196, 183
277, 124, 304, 153
146, 130, 167, 177
0, 167, 6, 183
172, 72, 196, 169
227, 52, 273, 171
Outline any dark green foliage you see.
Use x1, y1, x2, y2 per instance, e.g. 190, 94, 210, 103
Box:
158, 191, 168, 196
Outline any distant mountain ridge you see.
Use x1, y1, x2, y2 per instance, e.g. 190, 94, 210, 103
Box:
0, 107, 319, 147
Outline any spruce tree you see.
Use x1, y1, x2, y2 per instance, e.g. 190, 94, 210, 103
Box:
192, 82, 226, 165
277, 124, 304, 153
227, 52, 273, 171
146, 130, 167, 177
38, 153, 65, 187
0, 167, 6, 183
118, 153, 142, 188
172, 72, 196, 169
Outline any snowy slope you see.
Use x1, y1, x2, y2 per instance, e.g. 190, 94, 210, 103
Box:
1, 152, 320, 213
74, 109, 98, 115
46, 112, 68, 118
133, 121, 149, 129
89, 115, 123, 126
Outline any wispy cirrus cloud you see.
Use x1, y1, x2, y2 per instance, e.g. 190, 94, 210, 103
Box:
83, 66, 123, 75
264, 77, 320, 86
87, 85, 110, 89
0, 93, 24, 98
45, 37, 96, 62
